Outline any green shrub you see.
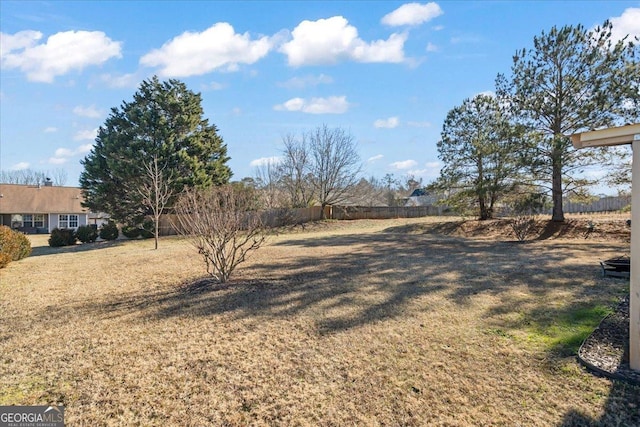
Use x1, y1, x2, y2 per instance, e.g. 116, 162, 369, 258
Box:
141, 219, 155, 239
48, 228, 77, 247
121, 225, 141, 239
99, 221, 119, 241
76, 225, 99, 243
0, 226, 32, 268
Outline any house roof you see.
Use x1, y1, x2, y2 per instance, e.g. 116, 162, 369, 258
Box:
409, 188, 429, 197
0, 184, 88, 214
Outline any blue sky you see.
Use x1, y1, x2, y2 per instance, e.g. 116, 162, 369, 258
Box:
1, 1, 639, 190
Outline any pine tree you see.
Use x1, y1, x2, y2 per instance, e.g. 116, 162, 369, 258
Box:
436, 94, 524, 220
499, 21, 639, 221
80, 76, 231, 226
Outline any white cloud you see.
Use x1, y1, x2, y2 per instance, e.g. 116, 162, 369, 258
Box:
140, 22, 273, 77
474, 90, 495, 99
390, 159, 418, 169
48, 157, 67, 165
1, 30, 122, 83
278, 74, 333, 89
432, 25, 445, 31
54, 148, 74, 157
43, 126, 58, 133
405, 162, 441, 180
276, 97, 305, 111
48, 143, 94, 165
10, 162, 30, 170
73, 105, 102, 118
608, 8, 640, 43
374, 117, 399, 128
426, 42, 439, 52
367, 154, 384, 162
0, 30, 41, 53
381, 2, 443, 27
407, 162, 442, 178
250, 156, 282, 167
202, 81, 226, 91
280, 16, 406, 66
74, 128, 98, 141
407, 121, 432, 128
99, 72, 139, 88
76, 143, 93, 154
274, 96, 350, 114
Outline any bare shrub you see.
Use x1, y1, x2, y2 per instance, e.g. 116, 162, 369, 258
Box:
173, 185, 266, 283
510, 215, 536, 242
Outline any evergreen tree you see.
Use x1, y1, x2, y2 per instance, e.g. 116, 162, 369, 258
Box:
498, 21, 639, 221
80, 76, 231, 225
435, 94, 524, 220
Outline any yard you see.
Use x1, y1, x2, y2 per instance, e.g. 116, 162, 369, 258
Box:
1, 216, 637, 426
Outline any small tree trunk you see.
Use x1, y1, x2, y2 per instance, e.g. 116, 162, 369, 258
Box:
479, 197, 489, 220
154, 217, 159, 250
551, 150, 564, 222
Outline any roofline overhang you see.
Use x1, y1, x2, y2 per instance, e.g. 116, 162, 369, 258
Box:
571, 123, 640, 149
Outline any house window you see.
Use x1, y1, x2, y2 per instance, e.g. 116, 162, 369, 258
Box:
34, 214, 44, 228
22, 214, 44, 228
59, 214, 79, 228
11, 214, 23, 228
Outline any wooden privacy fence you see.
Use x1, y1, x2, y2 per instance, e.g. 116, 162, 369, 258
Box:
157, 205, 448, 235
156, 197, 629, 236
331, 205, 447, 219
562, 195, 630, 214
158, 206, 326, 236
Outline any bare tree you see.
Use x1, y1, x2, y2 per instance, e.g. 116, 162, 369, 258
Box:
279, 134, 315, 208
254, 159, 285, 209
49, 169, 68, 186
0, 168, 67, 186
341, 176, 388, 206
308, 125, 362, 217
173, 185, 266, 283
138, 155, 174, 249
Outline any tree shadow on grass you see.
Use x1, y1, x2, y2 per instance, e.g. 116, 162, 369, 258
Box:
29, 239, 123, 257
62, 229, 626, 337
38, 226, 637, 422
560, 380, 640, 426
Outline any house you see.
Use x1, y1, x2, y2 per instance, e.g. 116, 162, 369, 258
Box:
0, 182, 89, 233
405, 188, 438, 207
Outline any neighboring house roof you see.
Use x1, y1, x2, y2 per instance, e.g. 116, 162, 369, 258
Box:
409, 188, 429, 197
0, 184, 88, 214
405, 188, 438, 207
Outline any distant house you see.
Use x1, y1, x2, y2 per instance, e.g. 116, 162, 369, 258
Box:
0, 182, 89, 233
405, 188, 438, 207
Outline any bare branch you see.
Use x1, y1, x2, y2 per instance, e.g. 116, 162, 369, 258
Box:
173, 185, 267, 283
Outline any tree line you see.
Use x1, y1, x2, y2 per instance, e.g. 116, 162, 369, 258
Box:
431, 20, 639, 221
0, 169, 68, 186
75, 18, 638, 282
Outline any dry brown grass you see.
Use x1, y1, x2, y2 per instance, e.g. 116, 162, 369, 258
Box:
1, 216, 638, 426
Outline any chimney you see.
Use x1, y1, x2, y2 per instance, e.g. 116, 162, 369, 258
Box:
44, 178, 53, 187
